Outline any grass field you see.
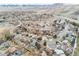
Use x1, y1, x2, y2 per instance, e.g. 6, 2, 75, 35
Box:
74, 37, 79, 56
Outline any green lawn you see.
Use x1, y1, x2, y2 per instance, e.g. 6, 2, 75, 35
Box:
74, 37, 79, 56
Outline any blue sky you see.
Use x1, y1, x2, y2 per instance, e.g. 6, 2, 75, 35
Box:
0, 0, 79, 5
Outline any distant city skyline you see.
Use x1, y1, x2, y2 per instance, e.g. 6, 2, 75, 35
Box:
0, 0, 79, 5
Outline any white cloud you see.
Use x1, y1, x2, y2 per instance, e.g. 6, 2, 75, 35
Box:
0, 0, 79, 4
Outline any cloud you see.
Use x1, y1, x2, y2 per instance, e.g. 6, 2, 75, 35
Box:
0, 0, 79, 4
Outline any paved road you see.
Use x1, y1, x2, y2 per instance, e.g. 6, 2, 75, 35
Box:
54, 15, 79, 27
